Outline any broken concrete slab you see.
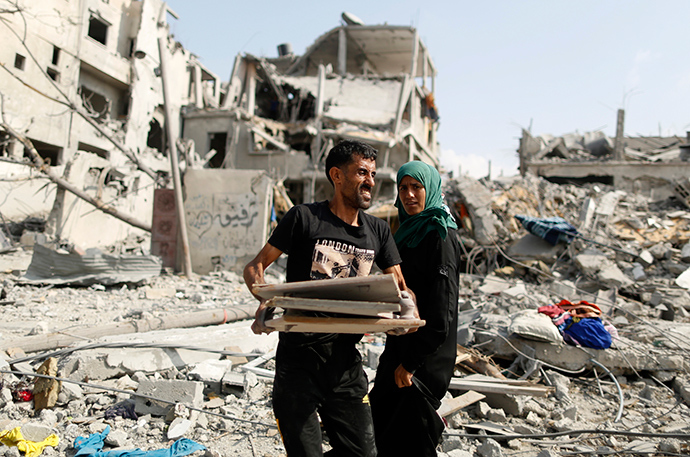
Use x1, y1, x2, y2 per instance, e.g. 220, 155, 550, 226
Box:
508, 234, 565, 263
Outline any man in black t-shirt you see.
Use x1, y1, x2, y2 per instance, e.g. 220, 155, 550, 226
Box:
244, 140, 413, 457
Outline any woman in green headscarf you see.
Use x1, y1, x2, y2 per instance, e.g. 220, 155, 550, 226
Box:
370, 161, 462, 457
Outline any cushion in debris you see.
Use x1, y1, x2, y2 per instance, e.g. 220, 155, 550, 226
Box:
508, 309, 563, 343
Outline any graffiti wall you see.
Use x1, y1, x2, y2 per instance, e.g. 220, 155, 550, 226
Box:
184, 169, 272, 274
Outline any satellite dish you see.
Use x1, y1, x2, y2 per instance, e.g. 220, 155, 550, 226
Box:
342, 12, 364, 26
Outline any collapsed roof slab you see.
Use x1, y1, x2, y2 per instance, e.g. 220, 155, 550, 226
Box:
287, 25, 435, 78
474, 331, 688, 376
276, 75, 403, 128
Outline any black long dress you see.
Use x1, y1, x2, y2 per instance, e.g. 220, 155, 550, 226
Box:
370, 228, 461, 457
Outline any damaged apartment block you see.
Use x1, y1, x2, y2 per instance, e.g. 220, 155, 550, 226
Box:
0, 0, 220, 250
183, 12, 441, 206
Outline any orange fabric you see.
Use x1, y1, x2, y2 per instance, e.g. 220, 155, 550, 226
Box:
556, 299, 602, 318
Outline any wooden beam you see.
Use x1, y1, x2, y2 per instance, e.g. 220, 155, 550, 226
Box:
265, 315, 424, 334
253, 274, 400, 302
265, 296, 399, 317
438, 390, 485, 417
448, 378, 554, 397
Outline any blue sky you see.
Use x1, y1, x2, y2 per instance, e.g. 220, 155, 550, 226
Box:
165, 1, 690, 178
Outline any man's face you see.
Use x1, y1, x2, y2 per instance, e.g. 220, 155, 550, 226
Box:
338, 155, 376, 209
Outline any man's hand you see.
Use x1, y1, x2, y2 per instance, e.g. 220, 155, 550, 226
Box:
399, 290, 417, 319
394, 364, 414, 388
250, 303, 275, 335
386, 290, 419, 335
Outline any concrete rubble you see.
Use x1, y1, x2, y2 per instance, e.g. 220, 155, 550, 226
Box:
1, 1, 689, 455
0, 171, 688, 456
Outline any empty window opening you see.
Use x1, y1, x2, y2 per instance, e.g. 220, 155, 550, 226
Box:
52, 46, 60, 65
79, 86, 110, 122
14, 54, 25, 70
147, 119, 163, 153
0, 132, 11, 158
47, 67, 60, 82
88, 16, 108, 45
25, 139, 62, 166
285, 131, 311, 155
207, 132, 227, 168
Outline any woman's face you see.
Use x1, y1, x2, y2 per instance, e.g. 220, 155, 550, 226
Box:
398, 175, 426, 216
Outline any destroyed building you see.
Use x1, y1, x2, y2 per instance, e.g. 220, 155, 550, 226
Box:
1, 6, 442, 275
182, 13, 441, 205
0, 0, 220, 247
518, 109, 690, 204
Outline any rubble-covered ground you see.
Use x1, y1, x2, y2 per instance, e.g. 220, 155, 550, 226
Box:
1, 173, 690, 457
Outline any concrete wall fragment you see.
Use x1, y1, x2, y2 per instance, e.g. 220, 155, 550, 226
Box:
183, 169, 273, 274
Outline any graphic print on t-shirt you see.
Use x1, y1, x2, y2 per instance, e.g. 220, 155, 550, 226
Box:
311, 239, 375, 279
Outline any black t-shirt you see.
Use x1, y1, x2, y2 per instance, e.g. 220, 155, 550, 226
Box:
268, 200, 402, 346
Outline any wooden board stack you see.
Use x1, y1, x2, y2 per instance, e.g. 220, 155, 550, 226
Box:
252, 274, 425, 334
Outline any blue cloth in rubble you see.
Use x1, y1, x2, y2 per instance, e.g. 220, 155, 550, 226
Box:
73, 425, 206, 457
514, 215, 579, 245
562, 317, 612, 350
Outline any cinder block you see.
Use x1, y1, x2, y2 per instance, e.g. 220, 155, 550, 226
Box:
134, 379, 203, 417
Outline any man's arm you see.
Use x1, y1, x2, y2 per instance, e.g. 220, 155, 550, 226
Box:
243, 243, 283, 334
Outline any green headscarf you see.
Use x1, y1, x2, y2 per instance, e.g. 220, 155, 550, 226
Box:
394, 161, 458, 248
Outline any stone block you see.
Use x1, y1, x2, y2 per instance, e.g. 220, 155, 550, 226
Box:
597, 264, 633, 288
188, 359, 233, 393
631, 264, 646, 281
637, 250, 654, 267
574, 253, 608, 275
62, 354, 123, 382
20, 423, 53, 442
649, 242, 672, 260
134, 379, 203, 417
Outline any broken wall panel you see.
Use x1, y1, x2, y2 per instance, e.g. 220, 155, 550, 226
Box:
183, 169, 272, 274
50, 151, 154, 247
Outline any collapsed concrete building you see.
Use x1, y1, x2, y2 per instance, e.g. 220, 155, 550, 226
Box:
0, 0, 220, 248
518, 110, 690, 204
182, 12, 441, 205
1, 6, 441, 274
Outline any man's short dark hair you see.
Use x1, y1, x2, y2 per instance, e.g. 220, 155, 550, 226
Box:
325, 140, 378, 186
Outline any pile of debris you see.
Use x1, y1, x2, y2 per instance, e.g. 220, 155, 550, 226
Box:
0, 172, 689, 456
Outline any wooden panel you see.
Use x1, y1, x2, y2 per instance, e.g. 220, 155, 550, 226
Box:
265, 296, 400, 317
253, 274, 400, 302
265, 315, 424, 334
437, 390, 485, 417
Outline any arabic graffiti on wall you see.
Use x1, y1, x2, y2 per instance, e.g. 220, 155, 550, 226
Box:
186, 192, 261, 256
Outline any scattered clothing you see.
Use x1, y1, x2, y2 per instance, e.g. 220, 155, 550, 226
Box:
104, 402, 138, 420
539, 300, 614, 350
0, 427, 59, 457
562, 316, 612, 349
73, 425, 205, 457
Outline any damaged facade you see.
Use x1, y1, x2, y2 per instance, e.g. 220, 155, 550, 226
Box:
0, 0, 220, 247
518, 110, 690, 203
182, 14, 440, 205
